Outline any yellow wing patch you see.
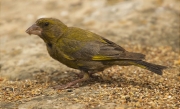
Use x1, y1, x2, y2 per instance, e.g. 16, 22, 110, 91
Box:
92, 55, 112, 60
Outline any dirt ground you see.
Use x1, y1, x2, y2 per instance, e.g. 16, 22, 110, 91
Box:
0, 0, 180, 109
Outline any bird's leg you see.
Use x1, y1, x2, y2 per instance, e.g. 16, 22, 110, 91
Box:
88, 71, 96, 78
53, 72, 89, 90
74, 72, 84, 78
88, 71, 99, 80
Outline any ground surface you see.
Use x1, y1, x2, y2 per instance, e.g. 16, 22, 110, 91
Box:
0, 0, 180, 109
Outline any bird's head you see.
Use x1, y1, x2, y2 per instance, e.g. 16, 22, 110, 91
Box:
26, 18, 67, 43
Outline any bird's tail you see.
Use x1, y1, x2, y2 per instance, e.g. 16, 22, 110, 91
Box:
105, 60, 167, 75
131, 60, 167, 75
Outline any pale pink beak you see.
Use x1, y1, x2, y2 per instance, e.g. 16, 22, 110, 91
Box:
26, 24, 42, 36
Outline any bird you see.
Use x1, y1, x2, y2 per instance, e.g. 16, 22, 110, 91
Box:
26, 18, 167, 89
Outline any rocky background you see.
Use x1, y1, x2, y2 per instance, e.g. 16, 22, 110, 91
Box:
0, 0, 180, 108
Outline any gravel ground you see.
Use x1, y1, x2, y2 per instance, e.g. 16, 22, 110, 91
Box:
0, 0, 180, 109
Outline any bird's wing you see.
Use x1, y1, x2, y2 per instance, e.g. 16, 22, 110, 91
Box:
60, 37, 145, 61
57, 27, 145, 61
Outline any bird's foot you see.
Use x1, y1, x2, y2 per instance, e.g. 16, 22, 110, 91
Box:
53, 72, 89, 90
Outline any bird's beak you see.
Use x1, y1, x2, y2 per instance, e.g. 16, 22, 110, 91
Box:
26, 24, 42, 36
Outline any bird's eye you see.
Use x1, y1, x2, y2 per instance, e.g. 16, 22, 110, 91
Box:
44, 22, 49, 27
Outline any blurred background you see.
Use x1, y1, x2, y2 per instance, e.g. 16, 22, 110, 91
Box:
1, 0, 179, 49
0, 0, 179, 80
0, 0, 180, 108
1, 0, 180, 79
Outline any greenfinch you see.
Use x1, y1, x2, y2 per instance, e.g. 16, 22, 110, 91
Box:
26, 18, 167, 89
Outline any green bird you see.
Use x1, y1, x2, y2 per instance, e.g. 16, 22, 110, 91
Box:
26, 18, 167, 89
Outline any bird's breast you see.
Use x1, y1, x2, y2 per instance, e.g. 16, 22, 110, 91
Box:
46, 43, 79, 69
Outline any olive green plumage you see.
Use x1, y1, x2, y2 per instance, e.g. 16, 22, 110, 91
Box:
26, 18, 167, 75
